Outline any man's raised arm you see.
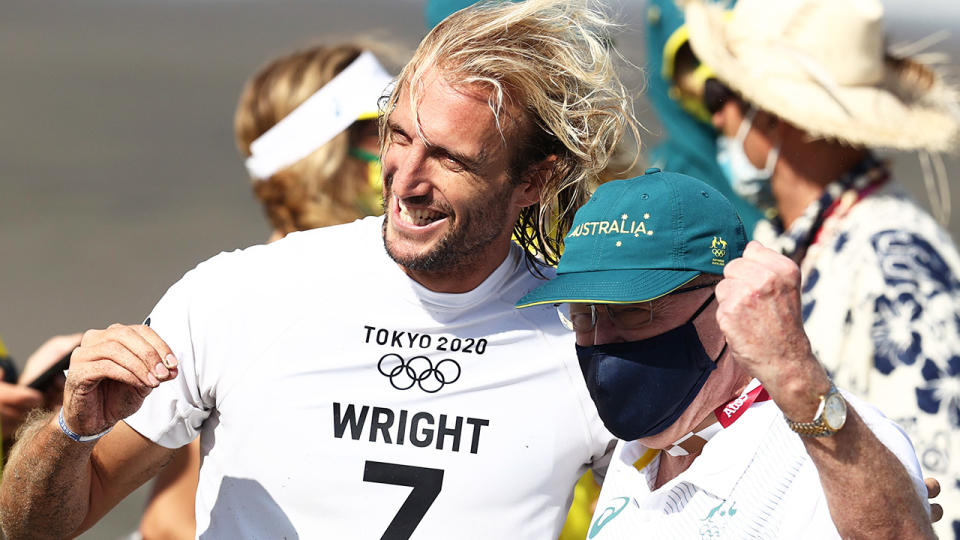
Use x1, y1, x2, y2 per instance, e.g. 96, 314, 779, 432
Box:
715, 241, 935, 539
0, 324, 179, 539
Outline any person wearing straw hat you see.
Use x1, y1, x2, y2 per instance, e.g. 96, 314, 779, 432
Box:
0, 1, 639, 538
682, 0, 960, 535
517, 169, 934, 539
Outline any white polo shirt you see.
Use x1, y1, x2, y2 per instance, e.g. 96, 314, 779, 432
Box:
587, 390, 927, 539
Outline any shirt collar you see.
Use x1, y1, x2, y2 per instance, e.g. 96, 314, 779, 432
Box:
627, 398, 781, 500
682, 399, 779, 499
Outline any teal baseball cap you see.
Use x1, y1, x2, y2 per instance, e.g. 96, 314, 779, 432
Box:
516, 168, 747, 308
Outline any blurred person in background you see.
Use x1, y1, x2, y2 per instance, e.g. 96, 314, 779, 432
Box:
0, 334, 80, 468
643, 0, 764, 235
136, 42, 394, 540
0, 337, 48, 450
0, 334, 79, 444
239, 43, 389, 241
0, 1, 638, 537
681, 0, 960, 536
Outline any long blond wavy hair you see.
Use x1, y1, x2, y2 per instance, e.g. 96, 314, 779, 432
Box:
235, 43, 383, 235
381, 0, 641, 269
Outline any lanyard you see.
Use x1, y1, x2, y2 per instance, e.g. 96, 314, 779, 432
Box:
634, 380, 772, 469
715, 379, 770, 428
810, 177, 888, 248
663, 379, 770, 458
776, 155, 889, 264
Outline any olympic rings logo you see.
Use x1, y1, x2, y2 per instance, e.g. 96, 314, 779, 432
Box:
377, 354, 461, 393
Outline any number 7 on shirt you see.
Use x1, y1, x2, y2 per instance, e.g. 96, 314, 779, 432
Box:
363, 461, 444, 539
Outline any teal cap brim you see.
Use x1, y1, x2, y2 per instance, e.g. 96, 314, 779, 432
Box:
516, 267, 700, 308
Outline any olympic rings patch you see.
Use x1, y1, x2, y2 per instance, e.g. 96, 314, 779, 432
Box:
377, 353, 461, 393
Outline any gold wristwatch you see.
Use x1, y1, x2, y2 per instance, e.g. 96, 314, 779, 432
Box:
785, 383, 847, 437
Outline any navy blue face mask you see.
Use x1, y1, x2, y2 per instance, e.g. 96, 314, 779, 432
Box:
577, 293, 725, 441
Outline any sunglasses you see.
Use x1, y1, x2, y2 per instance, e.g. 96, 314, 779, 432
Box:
702, 78, 739, 116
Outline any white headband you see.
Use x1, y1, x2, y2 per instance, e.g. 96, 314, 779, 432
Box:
244, 51, 393, 180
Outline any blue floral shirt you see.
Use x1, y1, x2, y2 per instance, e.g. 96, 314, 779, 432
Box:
755, 159, 960, 539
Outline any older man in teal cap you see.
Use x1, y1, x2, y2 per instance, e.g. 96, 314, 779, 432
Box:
518, 168, 934, 538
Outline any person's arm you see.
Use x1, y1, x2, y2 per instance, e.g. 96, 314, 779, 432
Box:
1, 415, 175, 539
0, 382, 43, 440
0, 324, 179, 539
714, 241, 934, 540
138, 439, 201, 540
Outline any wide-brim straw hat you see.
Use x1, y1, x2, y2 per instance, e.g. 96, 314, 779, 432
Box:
683, 0, 960, 153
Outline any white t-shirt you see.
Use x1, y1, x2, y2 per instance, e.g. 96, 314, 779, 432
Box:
587, 390, 927, 539
125, 216, 613, 539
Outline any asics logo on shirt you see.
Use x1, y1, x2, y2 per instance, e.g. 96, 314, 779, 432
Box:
378, 353, 461, 393
589, 497, 631, 538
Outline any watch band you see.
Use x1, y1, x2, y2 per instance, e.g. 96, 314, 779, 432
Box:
785, 416, 835, 437
784, 383, 841, 437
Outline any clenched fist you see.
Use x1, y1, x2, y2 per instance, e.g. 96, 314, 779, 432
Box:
714, 241, 830, 420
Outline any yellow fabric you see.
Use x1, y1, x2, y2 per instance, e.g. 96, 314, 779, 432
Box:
366, 160, 383, 208
660, 23, 691, 83
662, 23, 716, 124
513, 203, 563, 262
668, 64, 715, 124
660, 9, 733, 82
0, 336, 8, 358
349, 147, 384, 217
633, 448, 660, 472
558, 470, 602, 540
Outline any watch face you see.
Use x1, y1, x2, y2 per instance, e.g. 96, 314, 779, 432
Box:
823, 393, 847, 431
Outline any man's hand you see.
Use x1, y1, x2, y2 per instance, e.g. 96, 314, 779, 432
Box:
62, 324, 178, 437
0, 325, 179, 540
716, 243, 934, 539
714, 241, 828, 420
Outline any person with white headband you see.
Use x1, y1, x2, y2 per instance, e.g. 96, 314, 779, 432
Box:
239, 44, 393, 242
134, 43, 395, 540
679, 0, 960, 536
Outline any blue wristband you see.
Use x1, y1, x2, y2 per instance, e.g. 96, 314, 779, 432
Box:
57, 407, 113, 443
